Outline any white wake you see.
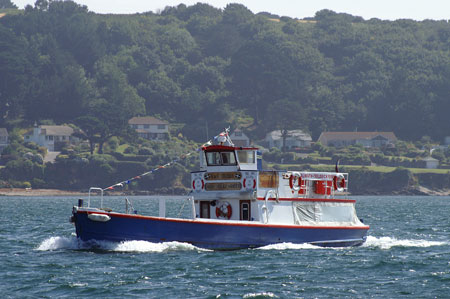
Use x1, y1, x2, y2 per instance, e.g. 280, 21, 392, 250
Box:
257, 242, 323, 250
36, 236, 207, 252
362, 236, 446, 249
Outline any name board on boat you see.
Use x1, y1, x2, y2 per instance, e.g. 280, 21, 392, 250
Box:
300, 173, 335, 180
205, 182, 242, 191
204, 172, 241, 181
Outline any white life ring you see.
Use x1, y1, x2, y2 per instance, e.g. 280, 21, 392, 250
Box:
289, 172, 302, 192
333, 173, 346, 192
215, 201, 232, 219
192, 178, 204, 192
243, 177, 256, 190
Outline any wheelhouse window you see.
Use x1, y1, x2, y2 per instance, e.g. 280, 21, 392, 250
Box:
205, 151, 237, 166
237, 150, 255, 164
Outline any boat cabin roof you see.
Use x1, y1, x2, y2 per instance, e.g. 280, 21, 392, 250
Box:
200, 145, 259, 171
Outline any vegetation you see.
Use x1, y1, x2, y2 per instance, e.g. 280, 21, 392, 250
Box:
1, 1, 450, 193
1, 1, 450, 141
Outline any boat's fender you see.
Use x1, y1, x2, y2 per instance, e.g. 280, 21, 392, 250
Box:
333, 173, 346, 192
88, 213, 111, 222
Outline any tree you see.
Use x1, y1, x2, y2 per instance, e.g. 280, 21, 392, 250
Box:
0, 0, 17, 9
0, 25, 30, 126
267, 99, 308, 152
73, 116, 105, 155
90, 58, 145, 153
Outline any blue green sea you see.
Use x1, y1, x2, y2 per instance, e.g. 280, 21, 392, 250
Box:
1, 195, 449, 298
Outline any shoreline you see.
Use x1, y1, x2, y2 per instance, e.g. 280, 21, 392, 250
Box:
1, 187, 450, 197
0, 188, 87, 196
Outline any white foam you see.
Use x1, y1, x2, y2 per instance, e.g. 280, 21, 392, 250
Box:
112, 240, 208, 252
243, 292, 277, 298
36, 236, 80, 251
257, 242, 322, 250
362, 236, 446, 250
36, 236, 207, 252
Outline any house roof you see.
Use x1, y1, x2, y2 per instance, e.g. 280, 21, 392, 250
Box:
423, 156, 438, 162
230, 129, 249, 138
266, 130, 312, 141
0, 128, 8, 137
128, 116, 168, 125
40, 125, 74, 136
318, 132, 397, 142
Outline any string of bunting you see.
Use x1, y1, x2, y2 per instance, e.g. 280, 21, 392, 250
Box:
102, 142, 211, 192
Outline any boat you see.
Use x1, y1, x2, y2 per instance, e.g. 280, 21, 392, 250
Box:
70, 129, 369, 250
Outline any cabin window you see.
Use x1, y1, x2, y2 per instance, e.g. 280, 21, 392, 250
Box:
237, 150, 255, 164
205, 151, 237, 166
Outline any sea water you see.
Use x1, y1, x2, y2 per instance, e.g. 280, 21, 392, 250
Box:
1, 195, 449, 298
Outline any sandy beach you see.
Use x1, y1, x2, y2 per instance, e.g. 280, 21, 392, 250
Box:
0, 188, 86, 196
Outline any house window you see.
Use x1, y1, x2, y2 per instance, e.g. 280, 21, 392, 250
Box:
48, 136, 53, 141
157, 124, 166, 130
144, 124, 149, 129
62, 136, 66, 140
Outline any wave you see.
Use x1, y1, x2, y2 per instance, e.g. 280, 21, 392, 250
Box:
243, 292, 277, 298
362, 236, 446, 249
257, 242, 323, 250
257, 236, 447, 251
36, 236, 207, 253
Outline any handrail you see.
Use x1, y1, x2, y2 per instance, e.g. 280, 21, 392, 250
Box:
88, 187, 104, 208
190, 196, 196, 219
263, 189, 276, 224
125, 197, 135, 214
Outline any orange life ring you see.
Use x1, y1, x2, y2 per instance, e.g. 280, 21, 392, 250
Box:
289, 172, 302, 192
216, 201, 232, 219
333, 174, 346, 192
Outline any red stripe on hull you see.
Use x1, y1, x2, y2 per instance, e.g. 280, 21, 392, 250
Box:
78, 210, 369, 230
257, 197, 356, 203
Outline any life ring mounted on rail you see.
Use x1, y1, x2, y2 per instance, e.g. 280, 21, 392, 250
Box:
289, 172, 302, 193
333, 173, 346, 192
216, 201, 232, 219
192, 178, 204, 192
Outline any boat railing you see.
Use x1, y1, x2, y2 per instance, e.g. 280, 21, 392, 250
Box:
88, 187, 104, 208
262, 189, 277, 224
157, 195, 195, 219
125, 197, 135, 214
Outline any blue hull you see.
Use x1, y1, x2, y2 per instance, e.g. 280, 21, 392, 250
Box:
73, 211, 369, 250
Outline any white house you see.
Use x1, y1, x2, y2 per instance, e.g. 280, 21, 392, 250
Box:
24, 124, 80, 151
265, 130, 312, 150
444, 137, 450, 146
423, 156, 439, 169
317, 132, 397, 148
128, 116, 169, 141
230, 129, 250, 147
0, 128, 8, 153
